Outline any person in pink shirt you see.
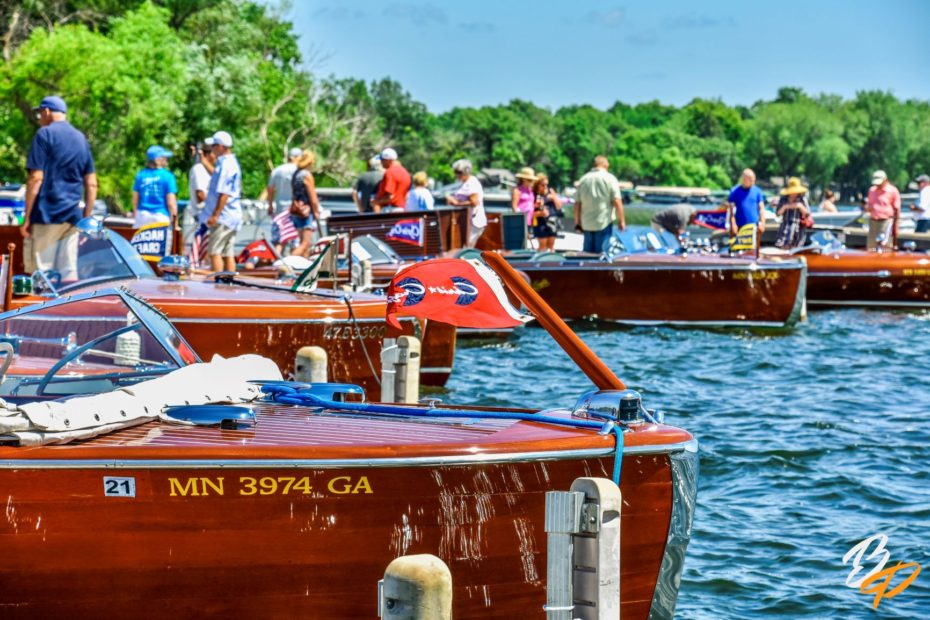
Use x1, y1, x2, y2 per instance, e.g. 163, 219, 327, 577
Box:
865, 169, 901, 250
512, 167, 537, 228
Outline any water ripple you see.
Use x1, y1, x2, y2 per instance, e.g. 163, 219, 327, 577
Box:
446, 309, 930, 617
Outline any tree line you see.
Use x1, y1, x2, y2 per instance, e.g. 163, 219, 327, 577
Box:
1, 1, 928, 209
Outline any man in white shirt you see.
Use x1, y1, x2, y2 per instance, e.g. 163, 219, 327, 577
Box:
911, 174, 930, 234
266, 147, 301, 215
185, 140, 215, 246
266, 147, 301, 252
200, 131, 242, 272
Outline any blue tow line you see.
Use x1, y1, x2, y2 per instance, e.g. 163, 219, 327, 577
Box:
261, 384, 626, 485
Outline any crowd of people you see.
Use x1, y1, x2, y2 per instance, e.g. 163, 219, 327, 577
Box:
647, 167, 930, 252
18, 93, 930, 277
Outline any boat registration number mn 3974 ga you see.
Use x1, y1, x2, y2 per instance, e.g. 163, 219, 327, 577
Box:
102, 475, 374, 498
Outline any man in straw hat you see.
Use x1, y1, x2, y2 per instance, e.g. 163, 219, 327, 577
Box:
574, 155, 625, 254
864, 170, 900, 250
774, 177, 811, 249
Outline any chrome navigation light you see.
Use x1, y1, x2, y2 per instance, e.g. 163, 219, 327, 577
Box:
76, 216, 106, 240
572, 389, 648, 424
158, 255, 191, 280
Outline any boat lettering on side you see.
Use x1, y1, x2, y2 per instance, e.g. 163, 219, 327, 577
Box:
323, 325, 387, 340
732, 271, 779, 280
166, 475, 373, 497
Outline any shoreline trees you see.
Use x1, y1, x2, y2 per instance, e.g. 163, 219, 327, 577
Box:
1, 1, 927, 207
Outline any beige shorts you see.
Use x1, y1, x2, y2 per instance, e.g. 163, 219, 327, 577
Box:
24, 223, 79, 280
867, 218, 892, 250
207, 224, 237, 257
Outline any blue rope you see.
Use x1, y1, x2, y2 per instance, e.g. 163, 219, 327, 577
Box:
261, 384, 627, 485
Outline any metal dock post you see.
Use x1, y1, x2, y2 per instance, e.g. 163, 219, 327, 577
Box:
544, 477, 622, 620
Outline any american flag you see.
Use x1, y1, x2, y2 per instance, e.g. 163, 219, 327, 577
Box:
191, 222, 210, 266
273, 209, 299, 245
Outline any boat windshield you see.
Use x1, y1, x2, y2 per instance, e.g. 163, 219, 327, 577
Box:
608, 226, 679, 255
34, 229, 154, 295
0, 290, 198, 399
350, 235, 402, 266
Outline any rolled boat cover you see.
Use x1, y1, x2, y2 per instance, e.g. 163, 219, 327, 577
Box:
7, 354, 281, 446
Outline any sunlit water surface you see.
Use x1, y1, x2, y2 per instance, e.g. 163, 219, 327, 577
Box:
444, 309, 930, 618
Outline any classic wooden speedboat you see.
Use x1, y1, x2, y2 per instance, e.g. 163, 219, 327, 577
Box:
480, 228, 808, 328
771, 235, 930, 308
507, 252, 806, 327
1, 225, 456, 397
0, 283, 698, 619
326, 213, 808, 328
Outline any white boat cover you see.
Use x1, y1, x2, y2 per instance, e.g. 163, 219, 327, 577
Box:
0, 354, 281, 446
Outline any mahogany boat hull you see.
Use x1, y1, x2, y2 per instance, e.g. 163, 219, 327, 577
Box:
803, 250, 930, 308
0, 435, 696, 619
512, 256, 807, 327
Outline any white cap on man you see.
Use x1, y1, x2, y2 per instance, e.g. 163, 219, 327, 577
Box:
872, 170, 887, 185
380, 147, 398, 161
288, 147, 303, 159
212, 131, 233, 147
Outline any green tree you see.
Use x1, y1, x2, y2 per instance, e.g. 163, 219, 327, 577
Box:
0, 2, 189, 204
742, 99, 849, 190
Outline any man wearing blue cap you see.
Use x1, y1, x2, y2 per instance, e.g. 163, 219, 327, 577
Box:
132, 145, 178, 229
22, 95, 97, 279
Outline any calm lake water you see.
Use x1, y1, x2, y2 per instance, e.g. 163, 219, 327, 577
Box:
444, 309, 930, 618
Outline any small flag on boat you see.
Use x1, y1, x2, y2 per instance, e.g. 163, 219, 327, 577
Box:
385, 258, 532, 329
272, 209, 299, 246
191, 222, 210, 265
291, 240, 336, 293
694, 208, 728, 230
730, 223, 758, 251
385, 218, 424, 246
237, 239, 277, 265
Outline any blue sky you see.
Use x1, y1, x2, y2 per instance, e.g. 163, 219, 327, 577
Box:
286, 0, 929, 111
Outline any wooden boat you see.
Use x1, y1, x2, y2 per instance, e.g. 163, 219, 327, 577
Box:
770, 235, 930, 308
329, 214, 807, 328
0, 279, 699, 619
1, 226, 456, 398
507, 251, 807, 327
501, 226, 808, 329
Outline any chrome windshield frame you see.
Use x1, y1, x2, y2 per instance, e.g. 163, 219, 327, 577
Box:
0, 287, 201, 370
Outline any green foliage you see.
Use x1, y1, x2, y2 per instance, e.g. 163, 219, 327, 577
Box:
0, 0, 381, 206
0, 2, 188, 203
742, 99, 849, 190
0, 1, 927, 204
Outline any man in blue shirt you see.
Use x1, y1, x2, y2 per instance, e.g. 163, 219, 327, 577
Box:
22, 95, 97, 280
200, 131, 242, 272
132, 145, 178, 228
726, 168, 766, 237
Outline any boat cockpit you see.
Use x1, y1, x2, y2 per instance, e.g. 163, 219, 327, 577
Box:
0, 289, 198, 401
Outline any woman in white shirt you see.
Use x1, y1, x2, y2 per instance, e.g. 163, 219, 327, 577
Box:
445, 158, 486, 247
